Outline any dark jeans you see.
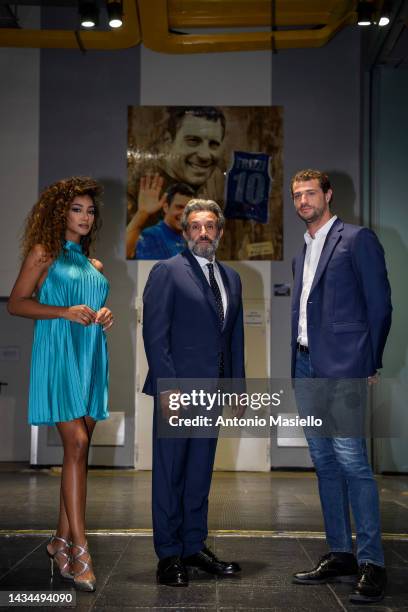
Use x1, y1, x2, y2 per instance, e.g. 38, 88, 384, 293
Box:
295, 349, 384, 566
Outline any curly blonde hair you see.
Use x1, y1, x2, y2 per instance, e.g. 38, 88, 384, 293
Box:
22, 177, 103, 259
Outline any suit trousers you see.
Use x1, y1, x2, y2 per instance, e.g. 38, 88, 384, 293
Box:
295, 349, 384, 567
152, 400, 218, 559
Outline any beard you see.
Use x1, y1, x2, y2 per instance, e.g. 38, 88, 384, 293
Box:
296, 204, 325, 225
187, 234, 221, 260
297, 211, 319, 224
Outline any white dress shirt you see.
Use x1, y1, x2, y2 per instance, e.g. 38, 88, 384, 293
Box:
193, 254, 228, 317
297, 216, 337, 346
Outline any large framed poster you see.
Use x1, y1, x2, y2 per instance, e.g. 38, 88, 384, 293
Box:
127, 106, 283, 261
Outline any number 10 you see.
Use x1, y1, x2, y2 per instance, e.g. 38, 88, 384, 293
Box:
232, 172, 266, 206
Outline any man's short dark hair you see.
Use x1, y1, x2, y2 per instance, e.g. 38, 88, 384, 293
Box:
166, 106, 226, 141
165, 182, 196, 207
290, 169, 333, 204
181, 199, 225, 232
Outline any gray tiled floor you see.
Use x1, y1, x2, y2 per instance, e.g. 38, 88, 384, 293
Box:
1, 467, 408, 533
0, 466, 408, 610
1, 535, 408, 611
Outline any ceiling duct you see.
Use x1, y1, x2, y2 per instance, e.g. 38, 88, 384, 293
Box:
137, 0, 358, 52
0, 0, 392, 52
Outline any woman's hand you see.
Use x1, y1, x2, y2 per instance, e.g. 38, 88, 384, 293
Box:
95, 307, 114, 331
63, 305, 96, 326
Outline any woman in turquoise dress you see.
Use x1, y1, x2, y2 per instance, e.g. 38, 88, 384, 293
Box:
8, 177, 113, 593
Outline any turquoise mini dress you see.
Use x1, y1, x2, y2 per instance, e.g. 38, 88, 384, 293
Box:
28, 240, 110, 425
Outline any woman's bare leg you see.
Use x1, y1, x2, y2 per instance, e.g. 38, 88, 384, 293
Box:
55, 416, 96, 542
56, 417, 97, 583
56, 488, 70, 540
82, 416, 96, 503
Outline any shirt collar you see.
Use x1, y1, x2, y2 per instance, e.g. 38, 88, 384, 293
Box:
304, 215, 337, 245
193, 253, 215, 268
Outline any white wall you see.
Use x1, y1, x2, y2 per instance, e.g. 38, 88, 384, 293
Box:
0, 8, 40, 297
0, 302, 32, 460
141, 47, 272, 105
0, 9, 39, 461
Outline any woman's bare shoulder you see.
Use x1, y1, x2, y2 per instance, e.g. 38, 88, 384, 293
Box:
89, 258, 104, 273
27, 244, 53, 268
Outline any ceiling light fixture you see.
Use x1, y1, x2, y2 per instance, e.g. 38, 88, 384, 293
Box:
107, 0, 123, 29
357, 1, 374, 26
378, 1, 390, 27
378, 15, 390, 26
79, 1, 99, 29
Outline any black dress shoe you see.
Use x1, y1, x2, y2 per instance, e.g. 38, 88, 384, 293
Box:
156, 556, 188, 587
293, 552, 358, 584
349, 563, 387, 603
183, 546, 241, 576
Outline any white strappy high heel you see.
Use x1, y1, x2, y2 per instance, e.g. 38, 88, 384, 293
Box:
71, 542, 96, 592
46, 535, 73, 581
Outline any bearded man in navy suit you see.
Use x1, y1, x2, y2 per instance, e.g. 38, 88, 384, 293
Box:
143, 199, 245, 587
290, 169, 392, 604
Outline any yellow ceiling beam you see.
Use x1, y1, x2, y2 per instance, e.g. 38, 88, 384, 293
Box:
0, 0, 360, 52
168, 0, 356, 28
139, 0, 356, 54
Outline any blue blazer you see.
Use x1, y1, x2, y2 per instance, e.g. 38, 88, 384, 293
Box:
143, 249, 245, 395
291, 219, 392, 378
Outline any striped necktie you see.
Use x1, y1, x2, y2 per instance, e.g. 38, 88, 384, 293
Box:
207, 263, 224, 325
207, 262, 225, 376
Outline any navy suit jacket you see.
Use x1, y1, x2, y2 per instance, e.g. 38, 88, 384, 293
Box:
142, 249, 245, 396
291, 218, 392, 378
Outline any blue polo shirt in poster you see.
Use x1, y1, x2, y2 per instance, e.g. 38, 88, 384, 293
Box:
134, 220, 186, 260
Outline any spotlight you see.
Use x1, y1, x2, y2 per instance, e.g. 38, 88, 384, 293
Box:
79, 1, 99, 28
379, 3, 390, 27
357, 1, 373, 26
107, 0, 123, 28
378, 0, 391, 26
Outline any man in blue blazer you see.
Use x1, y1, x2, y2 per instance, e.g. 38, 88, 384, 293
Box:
143, 199, 245, 586
290, 169, 392, 604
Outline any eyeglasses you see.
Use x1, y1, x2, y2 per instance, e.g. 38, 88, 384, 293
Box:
188, 222, 217, 232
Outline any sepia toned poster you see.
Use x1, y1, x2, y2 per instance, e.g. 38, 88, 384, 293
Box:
127, 106, 283, 261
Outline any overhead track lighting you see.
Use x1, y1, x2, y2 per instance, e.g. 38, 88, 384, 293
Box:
378, 15, 390, 26
107, 0, 123, 29
79, 1, 99, 29
357, 1, 374, 26
378, 1, 390, 26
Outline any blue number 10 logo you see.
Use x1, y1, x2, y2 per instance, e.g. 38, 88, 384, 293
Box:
232, 171, 266, 206
224, 151, 271, 223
